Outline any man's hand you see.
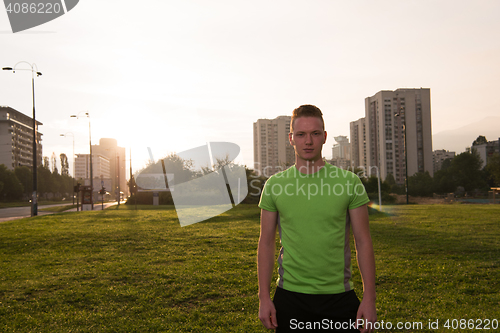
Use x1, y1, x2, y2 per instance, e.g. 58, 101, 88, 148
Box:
350, 204, 377, 333
258, 209, 279, 330
258, 297, 278, 330
356, 298, 377, 333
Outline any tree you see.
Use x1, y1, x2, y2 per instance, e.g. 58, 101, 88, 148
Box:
433, 168, 455, 194
382, 173, 401, 194
0, 164, 23, 200
51, 152, 58, 174
60, 153, 69, 176
360, 175, 390, 197
408, 171, 434, 197
448, 149, 487, 192
134, 153, 195, 190
127, 175, 137, 196
50, 169, 62, 195
472, 135, 488, 146
43, 156, 49, 169
14, 166, 32, 197
37, 164, 52, 198
485, 153, 500, 186
384, 173, 396, 187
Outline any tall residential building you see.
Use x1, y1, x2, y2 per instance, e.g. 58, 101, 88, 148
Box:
363, 88, 433, 183
350, 117, 367, 171
253, 116, 295, 177
433, 149, 455, 173
0, 106, 43, 170
75, 154, 111, 181
92, 138, 127, 197
329, 136, 351, 169
331, 135, 351, 160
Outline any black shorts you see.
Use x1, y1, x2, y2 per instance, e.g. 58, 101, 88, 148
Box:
273, 287, 361, 332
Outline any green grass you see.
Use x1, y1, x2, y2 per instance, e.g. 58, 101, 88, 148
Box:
0, 204, 499, 332
366, 205, 500, 332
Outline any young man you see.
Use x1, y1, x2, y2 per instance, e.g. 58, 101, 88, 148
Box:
257, 105, 376, 332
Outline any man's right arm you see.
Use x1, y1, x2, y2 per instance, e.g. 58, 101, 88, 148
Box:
257, 209, 278, 330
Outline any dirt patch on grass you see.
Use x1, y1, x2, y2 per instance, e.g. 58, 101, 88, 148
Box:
394, 195, 446, 204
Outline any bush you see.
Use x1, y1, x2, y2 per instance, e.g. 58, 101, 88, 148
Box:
367, 192, 397, 204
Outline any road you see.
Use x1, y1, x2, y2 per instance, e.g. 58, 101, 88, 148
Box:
0, 201, 124, 222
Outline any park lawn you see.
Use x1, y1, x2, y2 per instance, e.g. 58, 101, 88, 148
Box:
0, 204, 499, 332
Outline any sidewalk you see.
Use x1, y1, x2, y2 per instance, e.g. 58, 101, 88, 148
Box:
0, 201, 125, 223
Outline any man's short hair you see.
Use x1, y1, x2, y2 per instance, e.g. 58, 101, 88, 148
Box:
291, 104, 325, 132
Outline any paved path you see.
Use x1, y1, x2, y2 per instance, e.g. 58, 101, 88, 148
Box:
0, 201, 125, 223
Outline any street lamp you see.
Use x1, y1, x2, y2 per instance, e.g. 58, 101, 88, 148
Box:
395, 106, 409, 204
60, 132, 75, 205
3, 62, 42, 216
71, 112, 93, 210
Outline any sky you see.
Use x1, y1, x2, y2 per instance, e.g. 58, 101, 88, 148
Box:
1, 0, 499, 178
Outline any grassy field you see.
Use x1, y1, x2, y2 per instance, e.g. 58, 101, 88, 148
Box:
0, 204, 499, 332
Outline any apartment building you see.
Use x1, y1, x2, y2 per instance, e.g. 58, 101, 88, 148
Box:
331, 135, 351, 160
0, 106, 43, 170
472, 138, 500, 168
74, 153, 110, 181
354, 88, 433, 183
329, 135, 351, 169
253, 116, 295, 177
433, 149, 455, 173
349, 117, 367, 171
92, 138, 127, 197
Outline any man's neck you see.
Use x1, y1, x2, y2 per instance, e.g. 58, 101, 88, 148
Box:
295, 158, 325, 174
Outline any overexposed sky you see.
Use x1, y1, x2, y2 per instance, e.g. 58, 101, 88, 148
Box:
1, 0, 499, 177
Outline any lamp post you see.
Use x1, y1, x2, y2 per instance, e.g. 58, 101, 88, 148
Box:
71, 112, 93, 210
60, 132, 75, 205
395, 106, 409, 204
3, 62, 42, 216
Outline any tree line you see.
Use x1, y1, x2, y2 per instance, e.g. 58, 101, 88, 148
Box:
125, 144, 500, 206
363, 149, 500, 201
0, 153, 74, 201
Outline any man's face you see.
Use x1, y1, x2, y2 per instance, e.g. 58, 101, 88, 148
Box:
289, 116, 327, 163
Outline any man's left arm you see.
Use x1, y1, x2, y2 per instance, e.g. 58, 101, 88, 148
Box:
350, 204, 377, 333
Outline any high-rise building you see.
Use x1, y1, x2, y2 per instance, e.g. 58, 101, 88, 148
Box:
329, 135, 351, 169
75, 153, 111, 181
350, 117, 367, 172
331, 135, 351, 160
253, 116, 295, 177
92, 138, 127, 197
433, 149, 455, 173
359, 88, 433, 183
0, 106, 43, 170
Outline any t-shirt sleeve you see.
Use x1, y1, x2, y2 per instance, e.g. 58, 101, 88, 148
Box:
348, 174, 370, 210
258, 177, 278, 212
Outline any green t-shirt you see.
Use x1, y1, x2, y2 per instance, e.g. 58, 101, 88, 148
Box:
258, 163, 370, 294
